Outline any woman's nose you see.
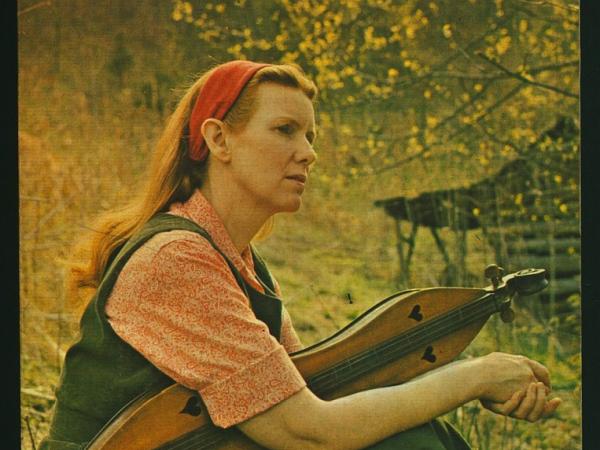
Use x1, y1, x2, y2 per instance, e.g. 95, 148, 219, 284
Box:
295, 139, 317, 165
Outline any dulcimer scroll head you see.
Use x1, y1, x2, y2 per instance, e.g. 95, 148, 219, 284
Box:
507, 268, 549, 296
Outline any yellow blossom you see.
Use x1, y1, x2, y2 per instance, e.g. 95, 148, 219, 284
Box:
275, 32, 288, 51
495, 36, 511, 55
484, 47, 495, 59
426, 116, 439, 128
514, 193, 523, 205
442, 24, 452, 39
519, 19, 528, 33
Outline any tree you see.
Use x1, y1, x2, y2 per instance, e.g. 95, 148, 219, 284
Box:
171, 0, 578, 189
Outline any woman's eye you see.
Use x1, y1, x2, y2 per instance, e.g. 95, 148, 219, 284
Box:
277, 124, 294, 135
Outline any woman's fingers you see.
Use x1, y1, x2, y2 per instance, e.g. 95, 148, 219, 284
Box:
498, 389, 526, 415
526, 359, 552, 389
481, 389, 525, 415
525, 382, 547, 422
511, 382, 538, 420
482, 386, 561, 421
503, 388, 526, 415
542, 397, 562, 417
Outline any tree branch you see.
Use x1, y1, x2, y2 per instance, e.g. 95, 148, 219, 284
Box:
328, 13, 518, 110
473, 122, 523, 155
428, 59, 578, 80
17, 0, 52, 16
370, 81, 525, 175
475, 52, 579, 99
517, 0, 579, 13
362, 83, 494, 174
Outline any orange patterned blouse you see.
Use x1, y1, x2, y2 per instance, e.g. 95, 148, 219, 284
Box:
105, 189, 306, 428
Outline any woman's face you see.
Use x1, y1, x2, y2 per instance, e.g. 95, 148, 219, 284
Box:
225, 82, 317, 215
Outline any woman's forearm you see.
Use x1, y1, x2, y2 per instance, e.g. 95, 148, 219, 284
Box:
239, 350, 557, 450
314, 358, 482, 449
239, 358, 483, 450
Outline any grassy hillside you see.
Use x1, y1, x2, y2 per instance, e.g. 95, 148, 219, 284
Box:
19, 1, 580, 449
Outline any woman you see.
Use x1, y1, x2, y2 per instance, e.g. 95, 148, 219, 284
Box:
41, 60, 560, 450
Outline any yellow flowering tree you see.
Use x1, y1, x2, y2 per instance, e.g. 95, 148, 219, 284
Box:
171, 0, 578, 210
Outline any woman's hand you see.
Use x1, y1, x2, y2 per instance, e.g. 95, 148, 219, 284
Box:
474, 352, 561, 421
481, 381, 562, 421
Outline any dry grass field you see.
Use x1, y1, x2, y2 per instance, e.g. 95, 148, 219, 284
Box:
18, 115, 581, 449
19, 1, 580, 448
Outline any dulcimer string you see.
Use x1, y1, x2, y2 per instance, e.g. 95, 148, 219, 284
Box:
309, 292, 497, 394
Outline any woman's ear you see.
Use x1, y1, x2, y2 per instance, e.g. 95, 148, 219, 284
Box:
201, 118, 231, 163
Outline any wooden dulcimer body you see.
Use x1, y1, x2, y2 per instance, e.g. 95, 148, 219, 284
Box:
86, 267, 548, 450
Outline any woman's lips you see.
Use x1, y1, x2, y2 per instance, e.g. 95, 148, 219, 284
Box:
286, 174, 307, 184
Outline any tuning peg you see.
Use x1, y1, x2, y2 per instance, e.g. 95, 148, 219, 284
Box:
500, 306, 515, 323
484, 264, 504, 289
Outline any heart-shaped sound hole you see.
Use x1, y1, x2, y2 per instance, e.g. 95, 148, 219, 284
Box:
180, 395, 202, 416
421, 345, 437, 363
409, 305, 423, 321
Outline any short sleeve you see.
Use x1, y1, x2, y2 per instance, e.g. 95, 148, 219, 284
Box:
105, 231, 306, 428
280, 307, 304, 353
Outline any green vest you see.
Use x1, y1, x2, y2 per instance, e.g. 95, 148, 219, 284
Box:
40, 214, 283, 449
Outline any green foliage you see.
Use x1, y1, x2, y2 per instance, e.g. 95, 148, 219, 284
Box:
172, 0, 579, 186
18, 1, 580, 448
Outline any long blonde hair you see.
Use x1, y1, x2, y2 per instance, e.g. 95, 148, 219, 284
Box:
71, 63, 317, 298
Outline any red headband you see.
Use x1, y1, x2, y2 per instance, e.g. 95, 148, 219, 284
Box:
188, 60, 271, 162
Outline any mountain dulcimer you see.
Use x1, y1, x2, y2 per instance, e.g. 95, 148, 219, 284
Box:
86, 265, 548, 450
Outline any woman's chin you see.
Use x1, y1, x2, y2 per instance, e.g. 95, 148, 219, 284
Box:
275, 197, 303, 214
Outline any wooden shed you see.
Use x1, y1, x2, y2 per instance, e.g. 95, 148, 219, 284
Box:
374, 117, 580, 308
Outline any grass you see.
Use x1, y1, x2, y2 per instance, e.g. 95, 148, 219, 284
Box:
19, 67, 580, 450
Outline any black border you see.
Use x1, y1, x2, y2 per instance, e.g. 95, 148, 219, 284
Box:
9, 2, 597, 449
4, 0, 20, 447
581, 2, 600, 449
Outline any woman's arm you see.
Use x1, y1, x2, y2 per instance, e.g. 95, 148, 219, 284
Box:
238, 352, 561, 450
